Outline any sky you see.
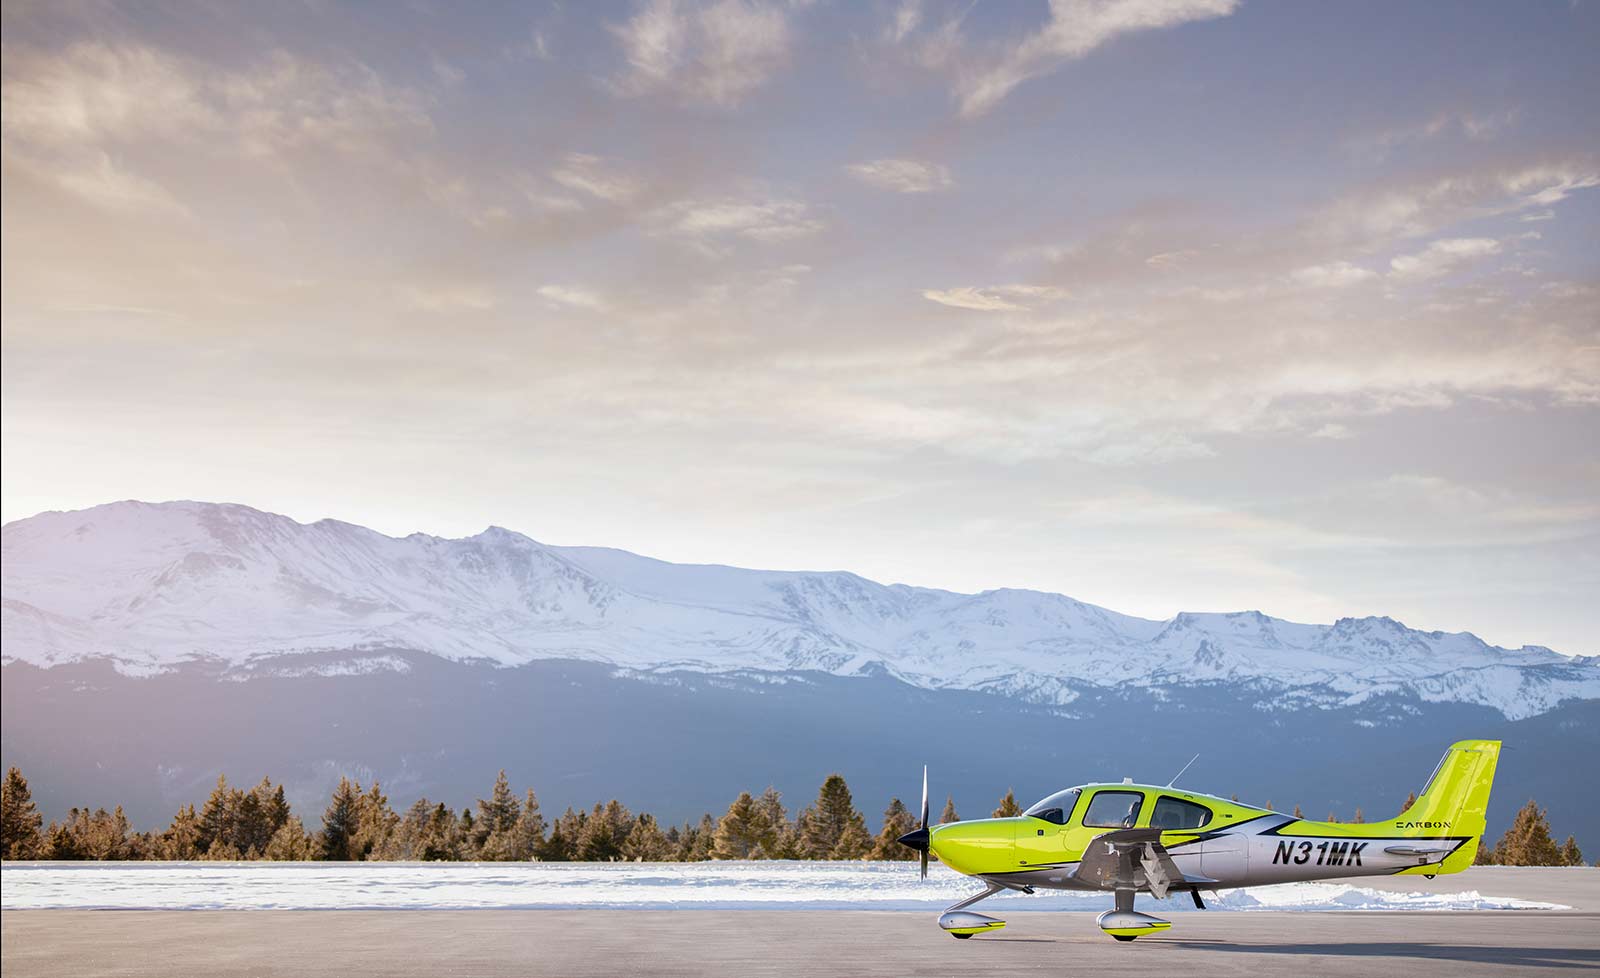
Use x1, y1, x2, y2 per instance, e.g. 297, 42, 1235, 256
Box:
1, 1, 1596, 653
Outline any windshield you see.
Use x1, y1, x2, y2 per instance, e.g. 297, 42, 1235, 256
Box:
1024, 788, 1081, 825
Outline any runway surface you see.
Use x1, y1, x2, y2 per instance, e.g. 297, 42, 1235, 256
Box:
4, 868, 1596, 977
5, 908, 1597, 977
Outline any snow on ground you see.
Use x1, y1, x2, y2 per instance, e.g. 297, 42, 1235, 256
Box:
0, 862, 1566, 912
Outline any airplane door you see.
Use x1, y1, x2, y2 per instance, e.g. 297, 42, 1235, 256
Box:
1015, 821, 1070, 868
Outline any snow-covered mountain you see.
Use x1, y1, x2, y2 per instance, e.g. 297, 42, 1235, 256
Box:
3, 500, 1595, 721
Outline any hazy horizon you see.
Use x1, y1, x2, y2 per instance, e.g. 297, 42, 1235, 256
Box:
3, 1, 1597, 652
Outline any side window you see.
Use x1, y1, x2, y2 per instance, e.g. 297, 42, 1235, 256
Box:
1151, 796, 1213, 830
1083, 791, 1144, 828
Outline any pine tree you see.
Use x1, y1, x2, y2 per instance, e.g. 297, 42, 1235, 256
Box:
418, 804, 456, 861
264, 816, 315, 860
992, 789, 1021, 818
1491, 800, 1563, 866
162, 804, 202, 860
264, 782, 292, 833
1, 767, 44, 859
870, 798, 917, 861
1558, 835, 1584, 867
541, 807, 584, 861
45, 821, 81, 859
351, 782, 397, 860
713, 792, 771, 859
196, 774, 237, 856
96, 806, 132, 860
755, 787, 795, 858
514, 789, 546, 860
680, 814, 716, 861
622, 813, 673, 861
577, 800, 632, 861
1352, 808, 1365, 824
799, 774, 869, 859
455, 808, 479, 860
1292, 804, 1303, 819
1401, 790, 1419, 813
319, 776, 362, 861
476, 771, 523, 860
234, 789, 268, 857
939, 796, 959, 824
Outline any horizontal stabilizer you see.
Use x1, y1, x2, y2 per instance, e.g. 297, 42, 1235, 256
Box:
1384, 844, 1456, 856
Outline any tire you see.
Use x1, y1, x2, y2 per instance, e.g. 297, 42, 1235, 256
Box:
1112, 935, 1138, 942
952, 933, 973, 940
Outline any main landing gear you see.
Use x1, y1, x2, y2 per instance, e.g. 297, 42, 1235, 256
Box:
1096, 887, 1171, 941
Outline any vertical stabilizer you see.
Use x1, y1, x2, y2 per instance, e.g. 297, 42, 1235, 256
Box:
1384, 739, 1500, 873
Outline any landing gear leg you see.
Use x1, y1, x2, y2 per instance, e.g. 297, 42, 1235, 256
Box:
1096, 887, 1172, 942
939, 882, 1007, 939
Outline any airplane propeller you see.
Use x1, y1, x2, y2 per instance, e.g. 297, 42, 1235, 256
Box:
896, 764, 932, 879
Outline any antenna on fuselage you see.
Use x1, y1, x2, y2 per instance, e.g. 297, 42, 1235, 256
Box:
1165, 753, 1200, 788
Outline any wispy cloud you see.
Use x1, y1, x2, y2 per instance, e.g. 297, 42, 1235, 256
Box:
609, 0, 793, 107
1291, 261, 1378, 288
550, 153, 640, 203
845, 158, 952, 193
537, 285, 609, 311
1388, 237, 1502, 282
652, 195, 826, 247
953, 0, 1239, 118
923, 284, 1067, 311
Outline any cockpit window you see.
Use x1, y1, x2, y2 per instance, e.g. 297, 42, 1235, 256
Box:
1083, 790, 1144, 828
1024, 789, 1080, 825
1151, 796, 1213, 830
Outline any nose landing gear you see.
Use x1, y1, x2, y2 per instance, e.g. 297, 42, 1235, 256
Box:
939, 882, 1007, 939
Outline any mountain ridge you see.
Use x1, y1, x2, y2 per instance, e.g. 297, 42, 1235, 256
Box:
3, 499, 1594, 721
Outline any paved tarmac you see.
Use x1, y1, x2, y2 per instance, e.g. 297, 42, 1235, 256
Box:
4, 868, 1596, 977
5, 907, 1598, 977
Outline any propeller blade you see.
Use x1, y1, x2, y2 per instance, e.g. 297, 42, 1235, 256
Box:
920, 764, 929, 879
920, 765, 929, 830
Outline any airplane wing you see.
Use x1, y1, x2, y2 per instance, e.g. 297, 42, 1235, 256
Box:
1073, 828, 1195, 898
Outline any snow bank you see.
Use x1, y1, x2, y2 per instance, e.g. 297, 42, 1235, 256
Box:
0, 861, 1566, 912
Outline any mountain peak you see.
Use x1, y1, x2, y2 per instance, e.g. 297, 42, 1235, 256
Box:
2, 500, 1593, 720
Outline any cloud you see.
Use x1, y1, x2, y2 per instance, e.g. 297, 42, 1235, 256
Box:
1310, 423, 1353, 440
0, 43, 209, 145
402, 285, 496, 312
1388, 237, 1502, 282
1, 39, 432, 166
923, 284, 1068, 311
609, 0, 792, 107
954, 0, 1239, 118
1310, 162, 1600, 247
845, 158, 952, 193
550, 153, 640, 203
1290, 261, 1378, 288
887, 0, 923, 44
537, 285, 609, 311
1350, 108, 1517, 159
652, 196, 826, 246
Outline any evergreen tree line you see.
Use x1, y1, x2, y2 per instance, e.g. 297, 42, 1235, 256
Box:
5, 768, 1586, 866
1, 767, 964, 863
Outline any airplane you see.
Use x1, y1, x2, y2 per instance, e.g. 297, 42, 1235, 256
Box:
896, 738, 1501, 941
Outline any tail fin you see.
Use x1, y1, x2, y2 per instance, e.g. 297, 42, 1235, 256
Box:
1383, 739, 1501, 873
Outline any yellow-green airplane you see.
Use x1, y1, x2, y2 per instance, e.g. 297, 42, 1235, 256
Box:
897, 739, 1500, 941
